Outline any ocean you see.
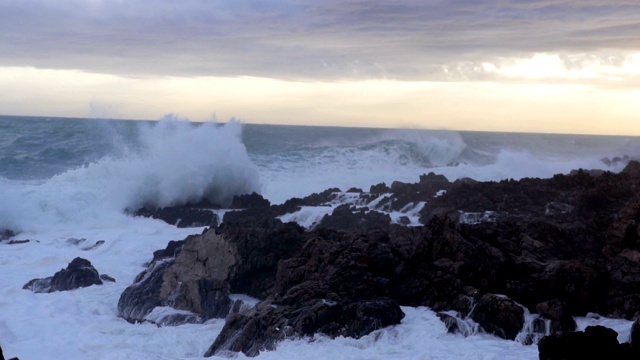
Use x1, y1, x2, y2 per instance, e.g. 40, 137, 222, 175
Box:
0, 115, 637, 359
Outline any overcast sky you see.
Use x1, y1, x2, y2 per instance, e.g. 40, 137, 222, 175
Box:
1, 0, 639, 134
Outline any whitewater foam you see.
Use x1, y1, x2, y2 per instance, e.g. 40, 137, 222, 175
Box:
0, 118, 260, 233
1, 116, 638, 360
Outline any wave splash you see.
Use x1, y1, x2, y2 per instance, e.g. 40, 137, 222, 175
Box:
0, 117, 260, 232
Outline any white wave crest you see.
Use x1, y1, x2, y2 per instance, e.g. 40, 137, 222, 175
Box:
0, 117, 260, 232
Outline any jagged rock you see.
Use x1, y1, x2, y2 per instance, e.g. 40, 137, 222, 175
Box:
205, 298, 404, 358
471, 294, 524, 340
23, 257, 103, 293
536, 299, 576, 334
437, 312, 461, 334
82, 240, 105, 251
7, 239, 30, 245
152, 240, 185, 262
222, 208, 271, 224
22, 277, 52, 293
387, 172, 451, 211
0, 343, 19, 360
114, 160, 640, 356
631, 317, 640, 345
118, 220, 306, 325
535, 260, 605, 316
538, 325, 640, 360
100, 274, 116, 283
134, 206, 216, 228
118, 231, 238, 324
118, 259, 173, 322
369, 182, 390, 194
318, 204, 391, 231
229, 192, 271, 209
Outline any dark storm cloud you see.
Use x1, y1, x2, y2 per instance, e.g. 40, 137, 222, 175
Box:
1, 0, 638, 80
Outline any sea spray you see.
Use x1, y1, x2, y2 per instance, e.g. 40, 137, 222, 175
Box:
0, 117, 260, 233
1, 116, 638, 360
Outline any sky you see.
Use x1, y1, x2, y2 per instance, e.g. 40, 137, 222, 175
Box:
0, 0, 639, 135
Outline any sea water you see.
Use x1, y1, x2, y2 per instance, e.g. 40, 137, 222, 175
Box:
0, 115, 637, 359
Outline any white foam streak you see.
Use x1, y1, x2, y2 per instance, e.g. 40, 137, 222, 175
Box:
242, 307, 538, 360
260, 147, 624, 205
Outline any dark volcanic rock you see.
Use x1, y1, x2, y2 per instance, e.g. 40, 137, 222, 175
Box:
387, 172, 451, 211
318, 204, 391, 231
118, 220, 307, 325
471, 293, 524, 340
115, 160, 640, 356
118, 230, 239, 324
205, 298, 404, 358
134, 206, 216, 228
23, 257, 103, 293
0, 343, 20, 360
536, 299, 577, 334
538, 325, 640, 360
534, 260, 606, 316
99, 274, 116, 283
631, 318, 640, 345
271, 188, 342, 217
229, 192, 271, 209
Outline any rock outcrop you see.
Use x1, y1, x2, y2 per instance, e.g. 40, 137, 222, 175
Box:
133, 206, 216, 228
205, 298, 403, 357
117, 161, 640, 357
538, 325, 640, 360
23, 257, 106, 293
0, 343, 20, 360
117, 220, 307, 325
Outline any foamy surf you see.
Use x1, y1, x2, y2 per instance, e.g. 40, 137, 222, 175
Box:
0, 118, 260, 233
1, 115, 638, 360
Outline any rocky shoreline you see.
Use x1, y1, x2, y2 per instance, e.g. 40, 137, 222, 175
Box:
111, 161, 640, 357
7, 161, 640, 358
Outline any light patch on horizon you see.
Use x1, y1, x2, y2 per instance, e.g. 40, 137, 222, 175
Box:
1, 1, 639, 134
478, 52, 640, 82
1, 63, 638, 136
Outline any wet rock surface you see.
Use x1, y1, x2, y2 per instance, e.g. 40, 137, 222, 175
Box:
118, 220, 307, 325
133, 206, 217, 228
23, 257, 107, 293
0, 343, 20, 360
538, 325, 640, 360
205, 298, 403, 357
117, 161, 640, 357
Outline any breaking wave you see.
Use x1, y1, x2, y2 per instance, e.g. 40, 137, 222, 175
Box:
0, 117, 260, 232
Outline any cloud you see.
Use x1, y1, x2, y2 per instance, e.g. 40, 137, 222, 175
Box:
0, 0, 639, 82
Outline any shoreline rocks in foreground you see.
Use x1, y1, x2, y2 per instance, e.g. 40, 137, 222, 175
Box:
118, 161, 640, 357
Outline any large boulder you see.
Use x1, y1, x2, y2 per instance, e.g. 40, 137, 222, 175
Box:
471, 293, 525, 340
205, 298, 404, 358
538, 325, 640, 360
536, 299, 577, 334
118, 220, 307, 325
23, 257, 104, 293
118, 230, 240, 324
